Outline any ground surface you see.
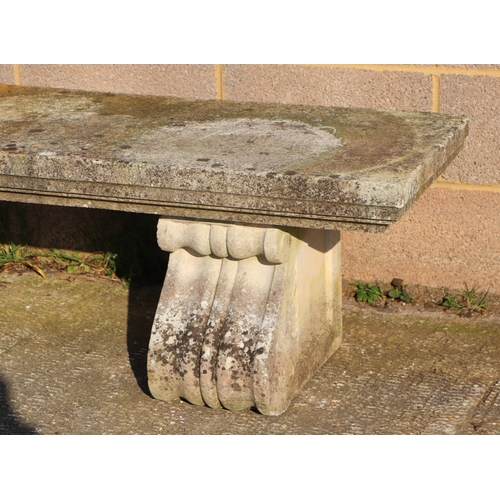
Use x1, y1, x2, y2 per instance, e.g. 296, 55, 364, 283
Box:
1, 270, 499, 435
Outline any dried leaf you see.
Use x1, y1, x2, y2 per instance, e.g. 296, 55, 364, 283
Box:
24, 262, 46, 280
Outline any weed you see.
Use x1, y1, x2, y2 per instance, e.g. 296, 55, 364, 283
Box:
441, 295, 462, 309
46, 249, 115, 274
461, 283, 489, 311
352, 282, 384, 305
352, 278, 416, 306
387, 278, 413, 302
49, 250, 91, 273
0, 244, 120, 280
0, 243, 46, 279
440, 283, 489, 315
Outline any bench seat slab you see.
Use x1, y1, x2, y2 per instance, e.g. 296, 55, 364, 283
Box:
0, 85, 469, 232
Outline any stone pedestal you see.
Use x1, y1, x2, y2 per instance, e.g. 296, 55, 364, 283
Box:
147, 217, 342, 416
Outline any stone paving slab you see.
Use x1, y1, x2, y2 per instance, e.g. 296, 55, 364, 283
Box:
1, 273, 499, 434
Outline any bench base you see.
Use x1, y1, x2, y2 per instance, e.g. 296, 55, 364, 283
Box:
147, 218, 342, 416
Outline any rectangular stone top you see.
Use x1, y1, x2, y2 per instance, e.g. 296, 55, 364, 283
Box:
0, 85, 468, 231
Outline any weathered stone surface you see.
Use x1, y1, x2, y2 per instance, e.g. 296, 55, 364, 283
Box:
148, 218, 342, 415
0, 85, 467, 232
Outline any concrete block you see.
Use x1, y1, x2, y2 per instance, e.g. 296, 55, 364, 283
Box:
441, 74, 500, 184
342, 187, 500, 294
19, 64, 216, 99
223, 65, 433, 111
0, 65, 14, 85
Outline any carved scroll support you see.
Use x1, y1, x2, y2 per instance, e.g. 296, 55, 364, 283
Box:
147, 217, 342, 416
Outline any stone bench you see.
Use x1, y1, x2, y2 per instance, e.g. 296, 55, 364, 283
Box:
0, 84, 468, 415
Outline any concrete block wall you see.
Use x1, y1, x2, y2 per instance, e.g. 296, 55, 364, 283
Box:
1, 64, 499, 292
